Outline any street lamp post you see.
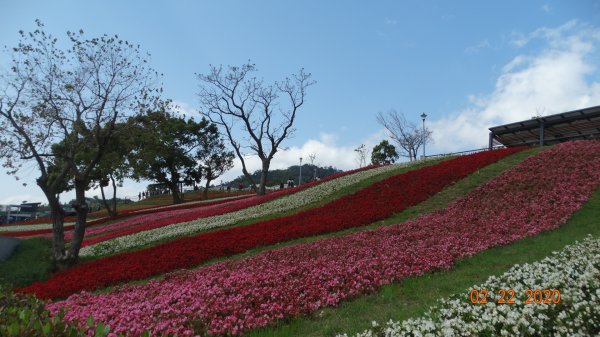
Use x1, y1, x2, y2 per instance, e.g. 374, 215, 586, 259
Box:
420, 112, 427, 159
299, 157, 303, 186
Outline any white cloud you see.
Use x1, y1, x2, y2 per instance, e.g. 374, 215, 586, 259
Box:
1, 194, 36, 205
542, 4, 551, 13
384, 18, 397, 26
510, 20, 579, 48
172, 100, 198, 118
431, 21, 600, 153
465, 39, 492, 53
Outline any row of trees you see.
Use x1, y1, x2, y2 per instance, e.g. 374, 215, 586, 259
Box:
1, 22, 305, 269
355, 110, 433, 167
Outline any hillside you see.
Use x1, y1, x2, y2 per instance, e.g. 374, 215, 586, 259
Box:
3, 141, 600, 337
225, 164, 342, 187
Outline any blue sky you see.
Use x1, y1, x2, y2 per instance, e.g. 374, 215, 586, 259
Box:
1, 0, 600, 204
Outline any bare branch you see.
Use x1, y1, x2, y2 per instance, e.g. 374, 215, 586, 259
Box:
197, 62, 315, 194
376, 110, 432, 161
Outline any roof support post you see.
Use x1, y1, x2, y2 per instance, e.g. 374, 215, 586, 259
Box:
489, 131, 494, 150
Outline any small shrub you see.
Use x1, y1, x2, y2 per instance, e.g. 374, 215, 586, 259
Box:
0, 284, 87, 337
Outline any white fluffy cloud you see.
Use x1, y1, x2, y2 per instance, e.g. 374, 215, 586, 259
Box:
430, 21, 600, 152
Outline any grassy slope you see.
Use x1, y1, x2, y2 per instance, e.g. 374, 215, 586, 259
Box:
0, 237, 53, 287
7, 146, 597, 336
246, 146, 600, 337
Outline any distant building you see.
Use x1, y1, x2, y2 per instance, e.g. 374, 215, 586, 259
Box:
0, 202, 41, 224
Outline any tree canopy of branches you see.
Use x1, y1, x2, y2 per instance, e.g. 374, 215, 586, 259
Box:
0, 21, 159, 269
50, 122, 133, 218
197, 62, 315, 195
129, 103, 228, 204
88, 122, 134, 217
376, 110, 432, 161
371, 140, 399, 165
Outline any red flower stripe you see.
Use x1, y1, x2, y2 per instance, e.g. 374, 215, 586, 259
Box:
20, 148, 522, 300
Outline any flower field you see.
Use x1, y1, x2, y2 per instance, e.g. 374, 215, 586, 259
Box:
36, 141, 600, 336
79, 163, 406, 257
19, 147, 519, 300
1, 165, 378, 238
0, 195, 251, 236
341, 235, 600, 337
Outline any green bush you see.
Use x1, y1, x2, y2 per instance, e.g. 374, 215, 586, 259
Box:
0, 284, 90, 337
0, 284, 155, 336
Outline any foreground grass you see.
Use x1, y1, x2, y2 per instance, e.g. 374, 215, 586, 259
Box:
248, 155, 600, 337
0, 237, 53, 287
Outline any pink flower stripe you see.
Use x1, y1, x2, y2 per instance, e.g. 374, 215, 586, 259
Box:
20, 147, 520, 300
45, 141, 600, 336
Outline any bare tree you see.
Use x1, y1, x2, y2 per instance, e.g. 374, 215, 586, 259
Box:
376, 110, 432, 161
354, 144, 370, 167
197, 62, 315, 195
0, 21, 158, 269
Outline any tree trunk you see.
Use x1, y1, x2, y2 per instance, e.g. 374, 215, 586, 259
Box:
168, 182, 183, 204
66, 177, 89, 269
241, 167, 258, 193
203, 178, 211, 199
49, 195, 68, 270
257, 160, 270, 195
110, 175, 118, 217
167, 168, 184, 204
37, 179, 70, 271
99, 175, 118, 218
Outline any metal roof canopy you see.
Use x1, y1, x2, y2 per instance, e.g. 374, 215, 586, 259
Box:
488, 105, 600, 148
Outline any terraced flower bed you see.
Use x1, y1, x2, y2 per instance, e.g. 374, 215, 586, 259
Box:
21, 148, 516, 300
29, 141, 600, 336
2, 165, 380, 238
79, 163, 406, 257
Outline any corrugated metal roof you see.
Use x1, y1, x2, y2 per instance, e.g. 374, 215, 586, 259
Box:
489, 105, 600, 147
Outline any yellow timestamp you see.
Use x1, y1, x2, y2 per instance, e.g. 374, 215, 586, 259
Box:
469, 289, 561, 305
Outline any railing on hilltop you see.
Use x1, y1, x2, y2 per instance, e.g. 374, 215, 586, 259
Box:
424, 145, 506, 159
